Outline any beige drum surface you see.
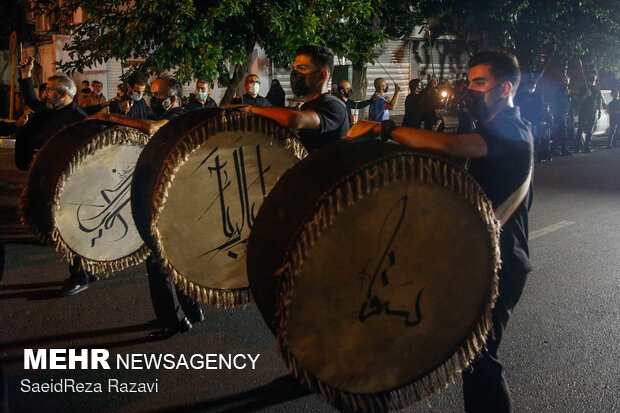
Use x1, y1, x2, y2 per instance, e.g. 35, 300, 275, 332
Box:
56, 143, 144, 260
158, 130, 301, 290
247, 141, 500, 411
286, 180, 493, 393
19, 120, 150, 274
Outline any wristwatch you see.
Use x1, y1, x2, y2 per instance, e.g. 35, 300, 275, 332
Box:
380, 120, 396, 141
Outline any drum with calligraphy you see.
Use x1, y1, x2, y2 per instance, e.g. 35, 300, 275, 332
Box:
247, 140, 501, 412
20, 120, 150, 274
131, 109, 306, 306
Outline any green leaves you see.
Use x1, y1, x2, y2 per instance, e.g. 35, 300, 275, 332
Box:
29, 0, 619, 85
418, 0, 619, 73
42, 0, 424, 85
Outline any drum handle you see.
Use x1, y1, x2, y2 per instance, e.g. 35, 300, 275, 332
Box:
494, 165, 532, 227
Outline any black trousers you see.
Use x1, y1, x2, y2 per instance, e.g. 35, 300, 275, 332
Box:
462, 264, 529, 413
576, 115, 596, 150
551, 114, 569, 151
68, 257, 90, 284
145, 255, 201, 328
608, 119, 619, 147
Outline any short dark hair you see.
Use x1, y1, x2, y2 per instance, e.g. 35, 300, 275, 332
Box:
38, 82, 47, 94
469, 51, 521, 94
245, 74, 259, 82
127, 72, 148, 88
196, 78, 209, 86
92, 80, 102, 86
158, 76, 183, 97
409, 79, 420, 90
82, 80, 89, 86
295, 45, 335, 76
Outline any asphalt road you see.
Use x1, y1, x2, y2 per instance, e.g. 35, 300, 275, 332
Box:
1, 135, 619, 413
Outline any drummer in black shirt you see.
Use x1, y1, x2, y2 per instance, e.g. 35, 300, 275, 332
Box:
348, 50, 533, 413
109, 72, 156, 120
94, 76, 203, 339
16, 57, 96, 296
93, 76, 186, 134
245, 45, 349, 152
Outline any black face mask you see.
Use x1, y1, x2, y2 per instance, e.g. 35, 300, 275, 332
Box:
150, 96, 171, 117
290, 69, 320, 97
338, 88, 351, 98
463, 89, 487, 121
463, 83, 502, 122
384, 85, 389, 93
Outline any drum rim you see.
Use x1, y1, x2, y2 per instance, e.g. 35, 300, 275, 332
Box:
19, 124, 151, 275
146, 111, 307, 307
273, 151, 501, 410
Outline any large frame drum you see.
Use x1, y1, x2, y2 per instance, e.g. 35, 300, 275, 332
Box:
132, 109, 306, 307
247, 140, 501, 412
20, 120, 150, 274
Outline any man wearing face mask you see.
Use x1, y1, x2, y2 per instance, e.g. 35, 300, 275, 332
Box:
16, 56, 97, 296
368, 77, 400, 122
184, 79, 217, 111
243, 45, 348, 152
94, 76, 203, 338
336, 79, 374, 124
231, 74, 271, 106
109, 72, 156, 120
348, 51, 533, 413
94, 76, 186, 135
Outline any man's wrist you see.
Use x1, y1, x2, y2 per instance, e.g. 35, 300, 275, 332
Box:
380, 120, 396, 140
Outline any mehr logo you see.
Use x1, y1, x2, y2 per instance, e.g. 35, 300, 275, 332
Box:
24, 349, 110, 370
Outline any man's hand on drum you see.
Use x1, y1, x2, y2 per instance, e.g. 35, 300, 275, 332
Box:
233, 104, 252, 113
346, 120, 380, 140
90, 112, 111, 121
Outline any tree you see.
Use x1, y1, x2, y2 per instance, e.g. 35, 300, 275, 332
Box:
319, 2, 423, 101
417, 0, 620, 76
44, 0, 391, 104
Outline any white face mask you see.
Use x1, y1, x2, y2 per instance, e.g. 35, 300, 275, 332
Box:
249, 83, 260, 95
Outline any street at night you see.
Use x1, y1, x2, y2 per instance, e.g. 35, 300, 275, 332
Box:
1, 134, 618, 413
2, 1, 620, 412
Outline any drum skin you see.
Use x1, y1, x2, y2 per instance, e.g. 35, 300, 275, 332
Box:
20, 119, 150, 274
132, 109, 306, 306
247, 140, 500, 411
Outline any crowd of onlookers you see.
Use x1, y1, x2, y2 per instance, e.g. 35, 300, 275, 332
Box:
4, 64, 619, 166
377, 71, 619, 162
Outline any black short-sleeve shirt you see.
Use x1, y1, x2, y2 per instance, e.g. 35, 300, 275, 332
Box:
184, 97, 217, 111
468, 106, 534, 273
110, 98, 156, 120
231, 94, 272, 107
298, 93, 349, 152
